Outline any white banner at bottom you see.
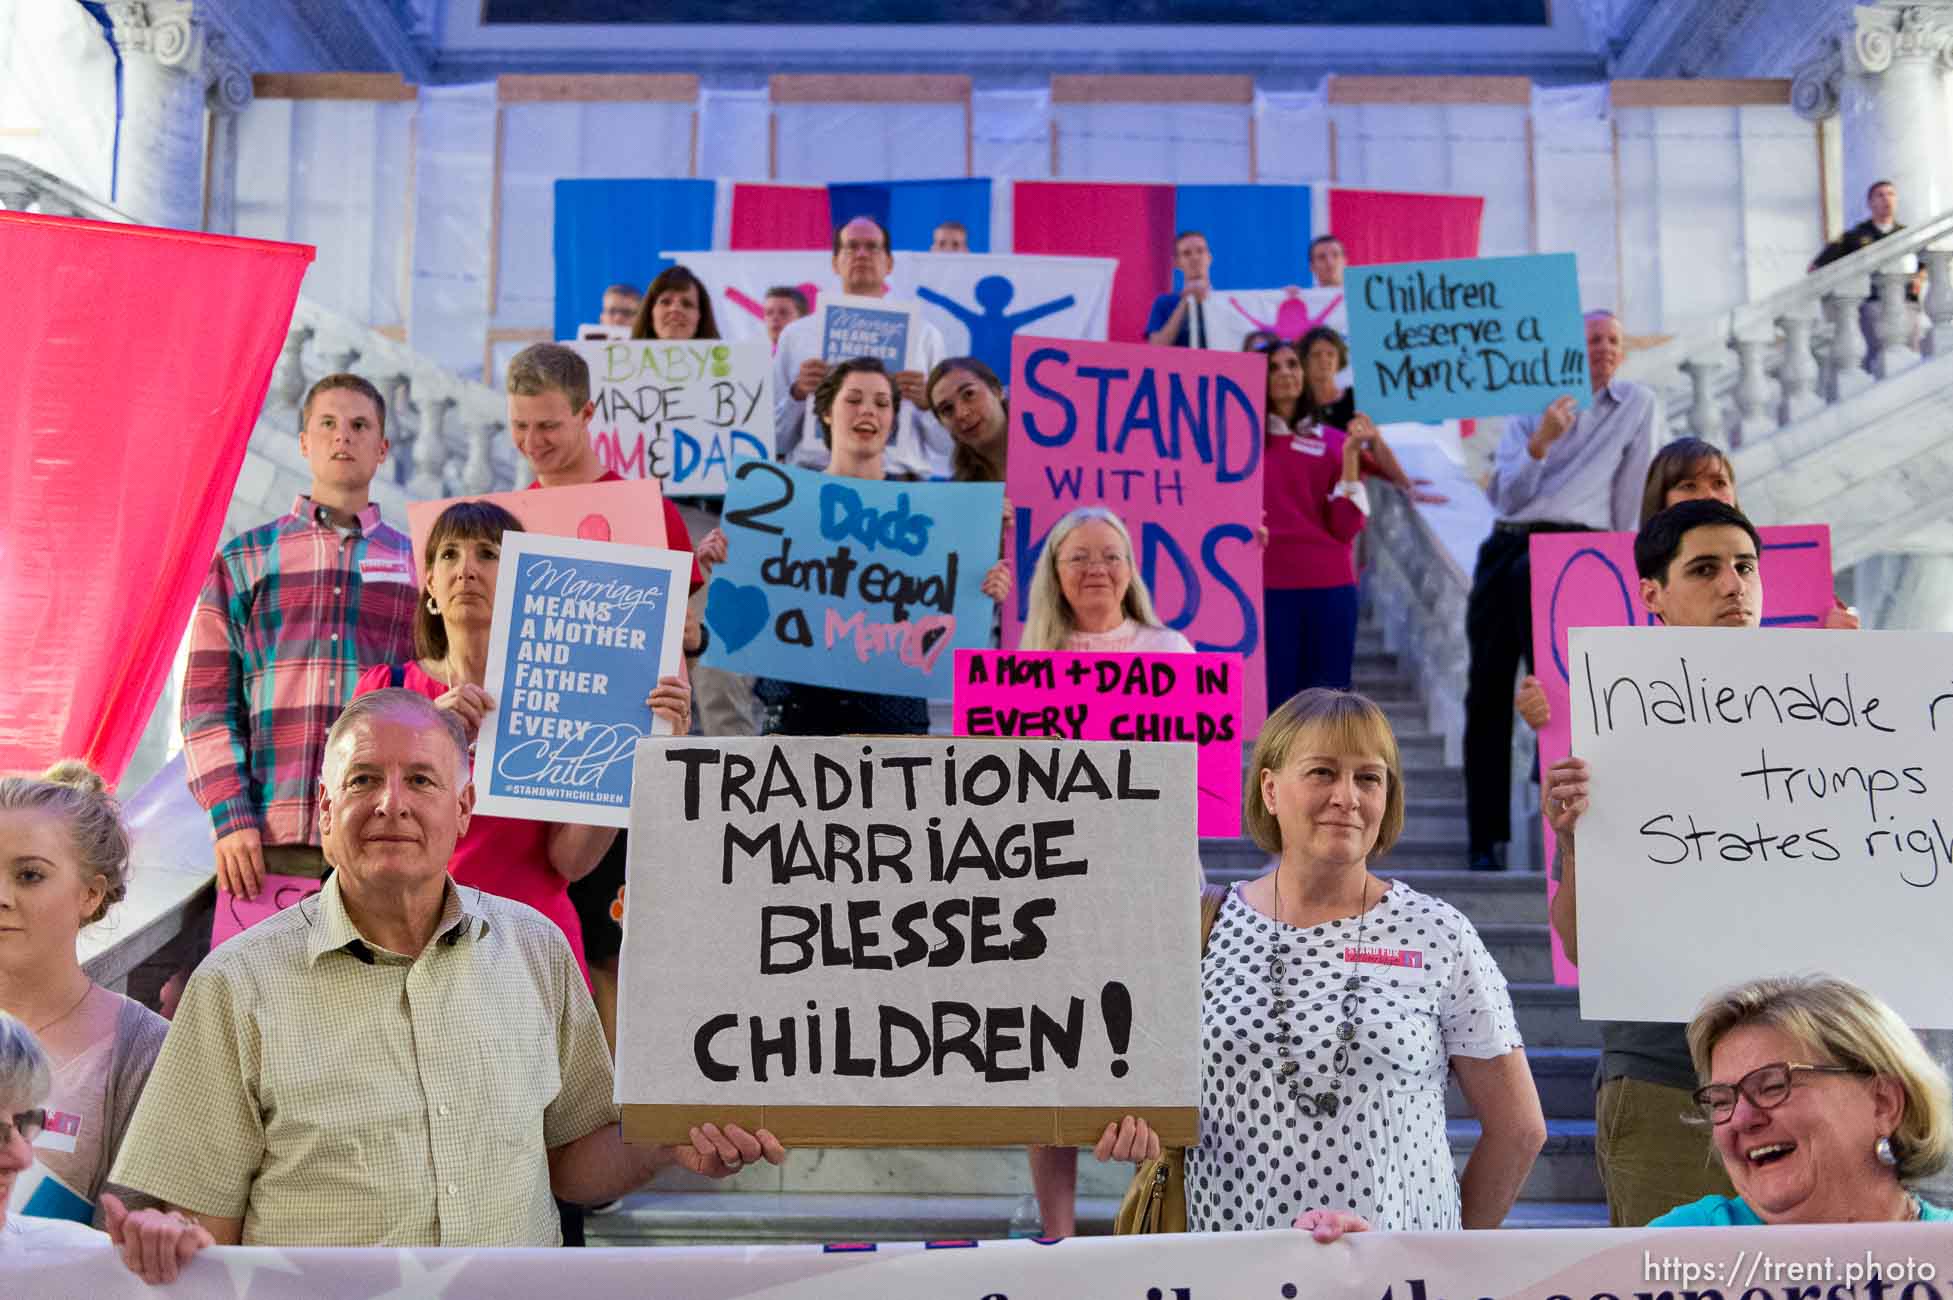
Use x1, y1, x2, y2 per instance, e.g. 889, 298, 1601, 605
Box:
7, 1223, 1951, 1300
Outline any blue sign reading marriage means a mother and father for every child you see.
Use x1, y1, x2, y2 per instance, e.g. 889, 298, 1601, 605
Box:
700, 460, 1005, 698
474, 531, 691, 828
1344, 252, 1588, 425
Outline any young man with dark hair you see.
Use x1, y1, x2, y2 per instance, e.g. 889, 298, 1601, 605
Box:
1144, 229, 1214, 348
1309, 233, 1347, 288
1542, 497, 1762, 1227
761, 285, 809, 347
181, 373, 418, 900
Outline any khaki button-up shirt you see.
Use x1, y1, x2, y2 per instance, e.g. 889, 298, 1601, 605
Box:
110, 875, 617, 1246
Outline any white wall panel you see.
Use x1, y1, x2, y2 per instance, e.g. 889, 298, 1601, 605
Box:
1254, 92, 1333, 184
1052, 103, 1251, 183
774, 103, 966, 182
1532, 84, 1619, 313
972, 90, 1051, 181
1619, 106, 1748, 333
1738, 103, 1826, 304
697, 89, 769, 180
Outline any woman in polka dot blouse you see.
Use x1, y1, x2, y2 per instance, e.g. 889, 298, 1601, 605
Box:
1101, 689, 1548, 1231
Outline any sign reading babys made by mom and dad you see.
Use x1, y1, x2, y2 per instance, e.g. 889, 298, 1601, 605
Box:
474, 531, 690, 827
578, 338, 773, 497
1345, 252, 1588, 424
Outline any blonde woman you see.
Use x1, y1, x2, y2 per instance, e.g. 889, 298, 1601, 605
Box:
1019, 507, 1192, 655
0, 764, 167, 1230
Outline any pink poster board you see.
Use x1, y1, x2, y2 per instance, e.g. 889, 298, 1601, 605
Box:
953, 650, 1244, 837
406, 479, 669, 577
1529, 523, 1836, 983
1004, 335, 1268, 729
212, 872, 324, 947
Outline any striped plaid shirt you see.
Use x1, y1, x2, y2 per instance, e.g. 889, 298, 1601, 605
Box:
181, 497, 418, 845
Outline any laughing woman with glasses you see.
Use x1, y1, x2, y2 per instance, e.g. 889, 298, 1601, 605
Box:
1648, 975, 1951, 1226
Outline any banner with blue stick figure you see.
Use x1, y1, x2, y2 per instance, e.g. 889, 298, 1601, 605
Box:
665, 250, 1115, 380
700, 462, 1005, 698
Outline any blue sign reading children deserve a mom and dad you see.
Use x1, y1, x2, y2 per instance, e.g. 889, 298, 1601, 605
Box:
474, 531, 691, 828
701, 461, 1004, 698
1344, 252, 1588, 424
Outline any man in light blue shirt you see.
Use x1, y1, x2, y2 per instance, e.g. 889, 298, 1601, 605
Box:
1463, 310, 1661, 871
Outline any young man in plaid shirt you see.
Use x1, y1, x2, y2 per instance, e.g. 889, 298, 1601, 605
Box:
181, 374, 419, 900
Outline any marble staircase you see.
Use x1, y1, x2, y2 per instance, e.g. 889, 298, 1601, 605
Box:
590, 622, 1609, 1244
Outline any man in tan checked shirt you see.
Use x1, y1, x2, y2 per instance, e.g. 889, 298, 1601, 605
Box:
107, 689, 779, 1259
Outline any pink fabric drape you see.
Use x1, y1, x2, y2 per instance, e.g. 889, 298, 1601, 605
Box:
1011, 181, 1176, 344
0, 212, 312, 782
1328, 188, 1485, 267
728, 183, 833, 250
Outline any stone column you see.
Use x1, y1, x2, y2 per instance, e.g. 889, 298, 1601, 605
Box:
104, 2, 208, 230
1793, 2, 1953, 218
202, 32, 254, 234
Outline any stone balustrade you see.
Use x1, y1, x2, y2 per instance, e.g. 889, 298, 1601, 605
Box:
1624, 209, 1953, 447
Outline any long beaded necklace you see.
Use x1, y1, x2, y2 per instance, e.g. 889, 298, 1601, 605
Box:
1268, 872, 1372, 1119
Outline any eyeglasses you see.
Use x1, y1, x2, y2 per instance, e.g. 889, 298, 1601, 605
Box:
2, 1108, 46, 1144
1059, 551, 1127, 572
1691, 1061, 1867, 1125
838, 240, 887, 255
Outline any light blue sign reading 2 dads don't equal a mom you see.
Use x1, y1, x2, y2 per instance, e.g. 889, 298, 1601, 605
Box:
474, 531, 691, 827
1345, 252, 1588, 424
701, 461, 1005, 698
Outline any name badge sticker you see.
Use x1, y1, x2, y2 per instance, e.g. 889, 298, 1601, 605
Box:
34, 1109, 82, 1154
359, 557, 413, 585
1345, 944, 1425, 969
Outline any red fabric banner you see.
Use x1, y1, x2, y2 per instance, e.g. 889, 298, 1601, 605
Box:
0, 213, 313, 783
1011, 181, 1176, 344
728, 183, 833, 250
1328, 187, 1485, 267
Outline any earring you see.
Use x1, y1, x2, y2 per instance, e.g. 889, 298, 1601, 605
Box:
1876, 1135, 1898, 1167
426, 597, 439, 615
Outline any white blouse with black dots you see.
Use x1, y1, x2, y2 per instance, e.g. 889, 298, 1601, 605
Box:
1184, 880, 1524, 1232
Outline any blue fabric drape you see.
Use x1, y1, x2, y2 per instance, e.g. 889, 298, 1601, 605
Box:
552, 179, 716, 340
1173, 184, 1312, 289
829, 179, 992, 252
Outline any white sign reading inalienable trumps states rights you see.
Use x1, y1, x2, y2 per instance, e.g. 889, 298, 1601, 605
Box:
1570, 626, 1953, 1027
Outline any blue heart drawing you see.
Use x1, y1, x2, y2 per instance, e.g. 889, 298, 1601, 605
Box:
707, 579, 770, 653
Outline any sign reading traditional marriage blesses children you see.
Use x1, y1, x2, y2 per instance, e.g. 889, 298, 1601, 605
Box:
1006, 335, 1267, 727
578, 338, 772, 496
474, 531, 689, 826
1529, 525, 1836, 985
820, 294, 922, 369
700, 461, 1004, 698
1568, 626, 1953, 1028
617, 736, 1202, 1146
953, 650, 1244, 837
1345, 253, 1587, 424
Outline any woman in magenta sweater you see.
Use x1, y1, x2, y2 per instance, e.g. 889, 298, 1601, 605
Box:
1262, 339, 1370, 704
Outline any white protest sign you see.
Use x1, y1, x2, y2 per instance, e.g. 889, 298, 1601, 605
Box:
577, 339, 773, 497
1569, 626, 1953, 1026
474, 531, 689, 827
617, 736, 1202, 1144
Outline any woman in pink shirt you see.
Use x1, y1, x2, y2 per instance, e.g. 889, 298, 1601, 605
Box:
1262, 339, 1370, 702
354, 500, 691, 988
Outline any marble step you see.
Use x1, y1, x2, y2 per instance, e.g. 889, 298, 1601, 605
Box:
1451, 1117, 1603, 1202
586, 1190, 1610, 1245
1507, 982, 1603, 1048
1447, 1046, 1596, 1120
1476, 922, 1556, 984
